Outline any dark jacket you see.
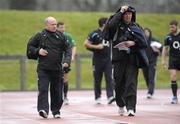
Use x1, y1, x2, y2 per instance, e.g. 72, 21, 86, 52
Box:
27, 29, 72, 70
87, 29, 111, 61
104, 6, 149, 68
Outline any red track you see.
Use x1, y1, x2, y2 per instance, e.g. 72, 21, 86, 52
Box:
0, 90, 179, 124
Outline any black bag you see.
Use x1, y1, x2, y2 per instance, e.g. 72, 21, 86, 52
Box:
26, 36, 39, 60
26, 31, 47, 60
26, 48, 39, 60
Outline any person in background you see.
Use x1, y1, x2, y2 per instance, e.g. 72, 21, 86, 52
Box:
84, 17, 115, 105
57, 21, 77, 105
142, 28, 162, 99
162, 20, 180, 104
27, 16, 71, 118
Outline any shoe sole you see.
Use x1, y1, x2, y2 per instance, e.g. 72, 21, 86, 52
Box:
147, 97, 152, 99
54, 116, 61, 119
128, 113, 135, 116
64, 102, 69, 105
171, 102, 178, 104
53, 114, 61, 119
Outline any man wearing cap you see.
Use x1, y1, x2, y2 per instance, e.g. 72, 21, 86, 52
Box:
104, 6, 148, 116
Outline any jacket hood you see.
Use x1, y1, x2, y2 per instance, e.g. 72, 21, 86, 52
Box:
116, 6, 136, 22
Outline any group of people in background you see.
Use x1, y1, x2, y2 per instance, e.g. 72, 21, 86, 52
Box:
27, 5, 179, 119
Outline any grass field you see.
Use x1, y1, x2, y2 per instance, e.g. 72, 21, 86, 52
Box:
0, 10, 180, 91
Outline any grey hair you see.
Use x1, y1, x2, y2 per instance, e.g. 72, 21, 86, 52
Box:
44, 17, 49, 25
44, 16, 55, 25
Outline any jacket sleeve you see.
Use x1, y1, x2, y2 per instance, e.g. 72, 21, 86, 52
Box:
134, 34, 148, 49
63, 36, 72, 66
106, 12, 122, 29
27, 33, 41, 59
103, 13, 122, 42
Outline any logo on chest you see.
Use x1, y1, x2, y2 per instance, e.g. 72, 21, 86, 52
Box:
173, 41, 180, 50
102, 40, 110, 47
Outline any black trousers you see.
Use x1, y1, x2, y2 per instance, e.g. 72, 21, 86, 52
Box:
142, 63, 156, 95
93, 59, 114, 99
113, 59, 138, 112
37, 68, 63, 115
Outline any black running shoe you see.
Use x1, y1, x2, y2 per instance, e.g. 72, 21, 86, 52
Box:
39, 110, 48, 118
108, 96, 115, 104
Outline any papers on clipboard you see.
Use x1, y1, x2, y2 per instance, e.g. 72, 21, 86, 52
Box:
113, 42, 129, 51
150, 41, 162, 49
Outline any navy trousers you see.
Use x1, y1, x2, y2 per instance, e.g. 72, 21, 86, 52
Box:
37, 68, 63, 115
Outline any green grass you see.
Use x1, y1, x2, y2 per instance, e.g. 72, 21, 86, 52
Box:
0, 61, 20, 90
0, 10, 180, 91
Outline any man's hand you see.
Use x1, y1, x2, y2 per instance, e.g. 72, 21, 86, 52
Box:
120, 5, 129, 13
96, 44, 104, 49
63, 63, 69, 68
124, 41, 135, 47
113, 41, 135, 50
161, 46, 168, 69
39, 48, 48, 56
63, 63, 70, 73
151, 47, 160, 53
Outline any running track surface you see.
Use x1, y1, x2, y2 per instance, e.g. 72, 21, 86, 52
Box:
0, 90, 180, 124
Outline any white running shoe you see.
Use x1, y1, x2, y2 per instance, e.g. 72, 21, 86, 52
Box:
128, 110, 135, 116
171, 96, 178, 104
147, 93, 152, 99
118, 107, 125, 116
64, 98, 69, 105
53, 114, 61, 119
95, 97, 101, 104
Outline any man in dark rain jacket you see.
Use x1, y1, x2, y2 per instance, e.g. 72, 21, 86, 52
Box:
27, 16, 71, 119
104, 5, 148, 116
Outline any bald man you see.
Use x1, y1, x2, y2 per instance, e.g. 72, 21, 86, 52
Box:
27, 16, 72, 119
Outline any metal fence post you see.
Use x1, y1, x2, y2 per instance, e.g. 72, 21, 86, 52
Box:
19, 56, 26, 91
75, 54, 81, 90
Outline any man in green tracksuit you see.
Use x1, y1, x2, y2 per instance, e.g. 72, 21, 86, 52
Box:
57, 21, 77, 105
